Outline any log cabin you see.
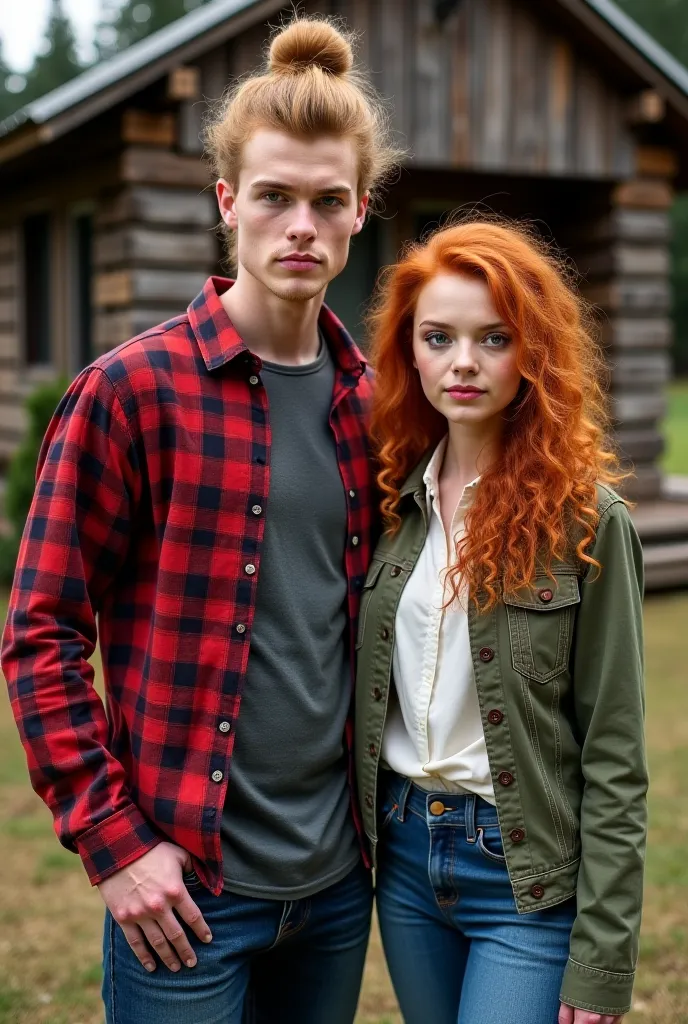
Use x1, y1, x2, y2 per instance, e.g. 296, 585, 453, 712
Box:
1, 0, 688, 586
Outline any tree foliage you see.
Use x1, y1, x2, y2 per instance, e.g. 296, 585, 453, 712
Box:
95, 0, 211, 60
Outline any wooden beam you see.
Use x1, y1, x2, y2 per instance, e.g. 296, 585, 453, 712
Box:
602, 317, 672, 350
120, 147, 211, 189
97, 186, 216, 229
612, 179, 673, 209
625, 89, 665, 125
94, 226, 216, 268
635, 145, 679, 179
122, 109, 177, 148
94, 268, 207, 308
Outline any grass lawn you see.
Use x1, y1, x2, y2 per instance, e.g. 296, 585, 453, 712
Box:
1, 592, 687, 1023
662, 379, 688, 475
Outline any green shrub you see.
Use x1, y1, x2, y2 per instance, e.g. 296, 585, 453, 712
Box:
0, 377, 68, 586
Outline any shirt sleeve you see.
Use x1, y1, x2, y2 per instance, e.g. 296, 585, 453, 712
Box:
1, 367, 162, 885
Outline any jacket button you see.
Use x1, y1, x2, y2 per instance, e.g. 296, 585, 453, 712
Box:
429, 801, 445, 815
539, 588, 553, 603
509, 828, 525, 843
498, 771, 514, 787
380, 628, 390, 640
390, 565, 402, 577
487, 709, 503, 725
369, 744, 377, 758
372, 687, 383, 701
365, 794, 374, 808
479, 647, 494, 662
531, 884, 545, 899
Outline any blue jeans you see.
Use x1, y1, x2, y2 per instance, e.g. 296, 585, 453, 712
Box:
375, 773, 577, 1024
102, 860, 372, 1024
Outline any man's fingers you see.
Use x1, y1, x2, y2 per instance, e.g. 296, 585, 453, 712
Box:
119, 922, 157, 973
139, 919, 181, 972
157, 909, 198, 968
175, 890, 213, 945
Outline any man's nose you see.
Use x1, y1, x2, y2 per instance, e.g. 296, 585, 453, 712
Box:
286, 203, 317, 240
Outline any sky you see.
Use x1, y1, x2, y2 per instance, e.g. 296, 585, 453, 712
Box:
0, 0, 111, 71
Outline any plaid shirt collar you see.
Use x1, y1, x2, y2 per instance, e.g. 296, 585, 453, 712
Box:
188, 276, 368, 378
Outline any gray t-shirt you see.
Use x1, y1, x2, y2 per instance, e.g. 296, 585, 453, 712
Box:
220, 337, 360, 898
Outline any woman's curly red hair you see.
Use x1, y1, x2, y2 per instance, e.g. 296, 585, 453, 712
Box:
367, 218, 627, 610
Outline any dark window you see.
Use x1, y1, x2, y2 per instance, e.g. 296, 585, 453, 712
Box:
23, 213, 52, 365
73, 213, 93, 370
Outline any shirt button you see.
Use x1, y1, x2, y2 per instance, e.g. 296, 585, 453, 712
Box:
510, 828, 525, 843
211, 770, 224, 783
539, 588, 553, 603
390, 565, 401, 577
252, 505, 262, 515
349, 489, 356, 498
429, 801, 445, 816
488, 709, 504, 725
218, 721, 231, 733
479, 647, 495, 662
248, 375, 259, 385
351, 535, 359, 546
380, 628, 390, 641
236, 623, 246, 633
372, 687, 383, 701
498, 771, 514, 787
531, 884, 545, 899
245, 564, 256, 575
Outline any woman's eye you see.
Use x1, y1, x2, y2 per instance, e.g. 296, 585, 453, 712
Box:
426, 332, 452, 348
483, 332, 510, 348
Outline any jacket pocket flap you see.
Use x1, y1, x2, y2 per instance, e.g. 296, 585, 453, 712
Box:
503, 574, 580, 611
362, 558, 385, 590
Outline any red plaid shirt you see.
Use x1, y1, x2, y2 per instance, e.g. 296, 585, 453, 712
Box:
1, 278, 376, 894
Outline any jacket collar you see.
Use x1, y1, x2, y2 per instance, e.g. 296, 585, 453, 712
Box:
187, 277, 368, 376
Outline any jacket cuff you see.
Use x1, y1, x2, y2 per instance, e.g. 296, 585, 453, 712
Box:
560, 957, 634, 1016
75, 803, 163, 885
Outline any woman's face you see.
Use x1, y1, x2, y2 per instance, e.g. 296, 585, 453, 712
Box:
412, 272, 523, 432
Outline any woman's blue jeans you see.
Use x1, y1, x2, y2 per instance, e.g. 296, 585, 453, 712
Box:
375, 773, 577, 1024
102, 860, 372, 1024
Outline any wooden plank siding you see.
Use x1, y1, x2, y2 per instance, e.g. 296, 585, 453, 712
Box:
335, 0, 636, 179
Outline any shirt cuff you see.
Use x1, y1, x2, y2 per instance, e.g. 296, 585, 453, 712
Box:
75, 803, 163, 885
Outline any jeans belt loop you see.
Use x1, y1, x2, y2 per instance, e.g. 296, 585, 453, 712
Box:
465, 793, 477, 842
396, 777, 413, 822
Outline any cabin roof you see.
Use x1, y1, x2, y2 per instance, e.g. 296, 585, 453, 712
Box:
1, 0, 688, 152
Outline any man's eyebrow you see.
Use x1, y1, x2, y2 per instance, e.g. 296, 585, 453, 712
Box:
249, 179, 353, 195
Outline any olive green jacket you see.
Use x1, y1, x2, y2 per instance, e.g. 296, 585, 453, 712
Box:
355, 452, 648, 1016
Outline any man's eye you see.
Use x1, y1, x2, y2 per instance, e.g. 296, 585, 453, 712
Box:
319, 196, 343, 207
262, 192, 284, 203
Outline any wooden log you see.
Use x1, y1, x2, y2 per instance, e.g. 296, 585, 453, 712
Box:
602, 317, 672, 350
0, 263, 17, 291
615, 426, 665, 463
0, 298, 16, 327
94, 226, 216, 269
167, 66, 201, 102
0, 330, 19, 360
619, 464, 663, 502
576, 243, 670, 279
97, 186, 217, 229
121, 109, 177, 147
480, 0, 510, 170
611, 391, 666, 424
609, 352, 671, 388
94, 269, 207, 309
0, 230, 16, 261
94, 308, 183, 351
572, 208, 671, 245
625, 90, 665, 125
642, 540, 688, 590
0, 401, 27, 434
178, 101, 204, 155
582, 278, 671, 314
612, 179, 673, 209
120, 147, 211, 189
635, 145, 679, 179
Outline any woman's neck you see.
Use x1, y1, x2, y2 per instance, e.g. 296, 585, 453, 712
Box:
442, 420, 502, 490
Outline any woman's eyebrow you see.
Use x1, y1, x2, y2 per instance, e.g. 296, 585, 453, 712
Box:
418, 320, 509, 331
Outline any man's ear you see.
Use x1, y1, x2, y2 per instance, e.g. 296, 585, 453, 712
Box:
351, 192, 370, 237
216, 179, 239, 231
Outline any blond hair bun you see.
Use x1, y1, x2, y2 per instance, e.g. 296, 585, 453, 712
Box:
268, 19, 354, 77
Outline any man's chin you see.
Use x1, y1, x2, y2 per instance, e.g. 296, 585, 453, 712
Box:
268, 276, 326, 303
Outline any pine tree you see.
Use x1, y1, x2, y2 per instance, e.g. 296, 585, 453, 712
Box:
0, 39, 20, 122
23, 0, 83, 104
96, 0, 211, 60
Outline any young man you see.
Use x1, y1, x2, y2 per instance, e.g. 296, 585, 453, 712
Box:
1, 18, 399, 1024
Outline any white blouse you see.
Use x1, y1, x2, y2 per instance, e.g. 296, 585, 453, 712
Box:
381, 436, 496, 804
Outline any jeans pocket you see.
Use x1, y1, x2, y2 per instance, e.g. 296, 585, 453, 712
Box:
476, 826, 507, 864
377, 794, 398, 835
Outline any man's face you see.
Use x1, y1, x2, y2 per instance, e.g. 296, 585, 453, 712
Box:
216, 130, 369, 302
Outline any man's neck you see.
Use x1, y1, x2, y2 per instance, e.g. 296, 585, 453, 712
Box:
220, 269, 325, 366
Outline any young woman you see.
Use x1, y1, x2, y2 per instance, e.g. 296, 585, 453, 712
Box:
355, 220, 647, 1024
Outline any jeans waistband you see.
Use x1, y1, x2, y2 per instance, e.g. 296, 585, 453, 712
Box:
382, 771, 500, 841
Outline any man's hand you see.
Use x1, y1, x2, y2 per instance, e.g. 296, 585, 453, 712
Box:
559, 1003, 624, 1024
97, 842, 213, 973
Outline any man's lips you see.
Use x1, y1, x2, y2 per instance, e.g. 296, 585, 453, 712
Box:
277, 254, 322, 270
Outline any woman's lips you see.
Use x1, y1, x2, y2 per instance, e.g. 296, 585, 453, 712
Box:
446, 387, 486, 401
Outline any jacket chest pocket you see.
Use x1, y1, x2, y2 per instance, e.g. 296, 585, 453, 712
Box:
503, 575, 580, 683
355, 559, 385, 650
